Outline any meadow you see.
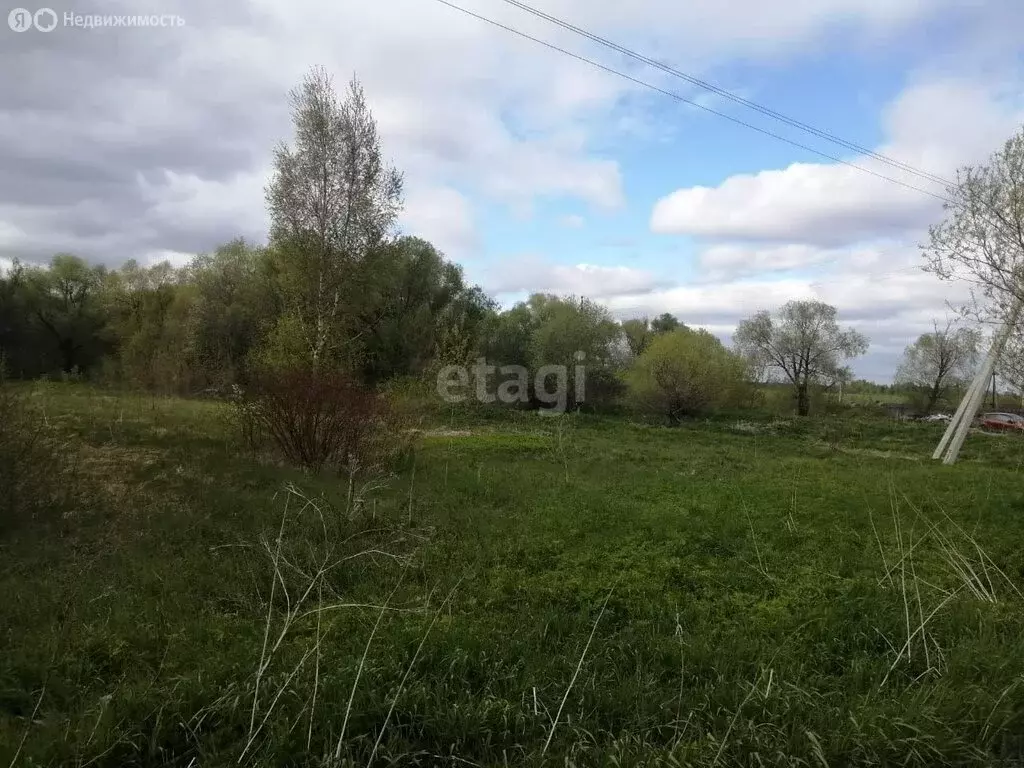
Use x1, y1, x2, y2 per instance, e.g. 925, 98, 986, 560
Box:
3, 383, 1024, 766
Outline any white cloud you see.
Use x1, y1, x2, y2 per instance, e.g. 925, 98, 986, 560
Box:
650, 163, 936, 246
599, 260, 976, 380
650, 79, 1024, 246
694, 240, 925, 281
401, 185, 479, 259
486, 255, 666, 298
698, 243, 846, 279
0, 220, 30, 252
143, 250, 196, 269
605, 265, 968, 326
559, 214, 586, 229
0, 0, 976, 265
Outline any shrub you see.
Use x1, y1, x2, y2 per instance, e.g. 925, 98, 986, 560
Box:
230, 368, 411, 475
378, 374, 438, 424
626, 328, 750, 423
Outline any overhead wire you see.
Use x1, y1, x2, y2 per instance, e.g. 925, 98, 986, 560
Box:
495, 0, 954, 188
430, 0, 953, 204
430, 0, 1019, 301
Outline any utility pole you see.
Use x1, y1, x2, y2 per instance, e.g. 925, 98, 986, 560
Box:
991, 372, 997, 410
934, 298, 1023, 465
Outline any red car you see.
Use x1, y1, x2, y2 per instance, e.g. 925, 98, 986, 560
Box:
978, 413, 1024, 432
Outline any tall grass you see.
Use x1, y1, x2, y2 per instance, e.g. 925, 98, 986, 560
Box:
0, 375, 81, 537
3, 388, 1024, 765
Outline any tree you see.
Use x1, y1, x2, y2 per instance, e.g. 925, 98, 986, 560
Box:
0, 260, 42, 377
997, 320, 1024, 398
651, 312, 682, 335
187, 239, 278, 388
478, 294, 623, 409
528, 294, 623, 409
265, 67, 403, 370
432, 284, 497, 369
622, 314, 689, 363
26, 254, 109, 374
480, 302, 537, 372
627, 327, 748, 422
102, 259, 195, 391
734, 300, 868, 416
923, 126, 1024, 329
359, 236, 494, 382
895, 321, 981, 413
621, 318, 653, 358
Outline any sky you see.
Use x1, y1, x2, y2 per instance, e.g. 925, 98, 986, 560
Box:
2, 0, 1023, 382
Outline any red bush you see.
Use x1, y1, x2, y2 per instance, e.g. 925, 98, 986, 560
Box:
233, 369, 394, 473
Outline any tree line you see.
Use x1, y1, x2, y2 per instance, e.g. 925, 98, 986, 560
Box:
3, 66, 1023, 421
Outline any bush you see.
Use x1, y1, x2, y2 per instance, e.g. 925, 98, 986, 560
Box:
230, 368, 412, 475
378, 374, 440, 423
626, 328, 750, 423
0, 374, 72, 537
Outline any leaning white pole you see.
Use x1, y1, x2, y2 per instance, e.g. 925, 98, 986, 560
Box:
943, 341, 1002, 464
933, 318, 1007, 461
938, 298, 1023, 465
933, 340, 998, 460
933, 365, 986, 459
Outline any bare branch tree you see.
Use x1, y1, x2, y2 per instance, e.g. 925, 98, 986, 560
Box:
895, 320, 981, 413
734, 300, 868, 416
923, 126, 1024, 327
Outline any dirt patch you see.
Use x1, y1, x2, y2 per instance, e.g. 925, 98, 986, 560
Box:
79, 444, 164, 475
408, 428, 474, 438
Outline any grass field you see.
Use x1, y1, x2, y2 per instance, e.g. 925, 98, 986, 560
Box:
3, 383, 1024, 766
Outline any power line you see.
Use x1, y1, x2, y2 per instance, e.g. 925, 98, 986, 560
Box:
496, 0, 954, 189
431, 0, 951, 204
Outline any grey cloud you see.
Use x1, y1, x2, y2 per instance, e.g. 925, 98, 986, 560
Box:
0, 0, 279, 264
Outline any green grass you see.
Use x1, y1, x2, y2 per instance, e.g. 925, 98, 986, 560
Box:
3, 383, 1024, 766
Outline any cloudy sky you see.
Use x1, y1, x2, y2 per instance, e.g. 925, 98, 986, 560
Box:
3, 0, 1023, 380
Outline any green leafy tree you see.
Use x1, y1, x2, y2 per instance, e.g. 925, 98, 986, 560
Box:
627, 327, 748, 422
26, 254, 109, 375
527, 294, 622, 409
264, 67, 403, 370
432, 284, 497, 369
1001, 321, 1024, 398
734, 300, 868, 416
651, 312, 682, 335
621, 318, 653, 357
0, 260, 45, 377
359, 236, 493, 382
187, 239, 278, 387
480, 302, 539, 371
101, 259, 195, 391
